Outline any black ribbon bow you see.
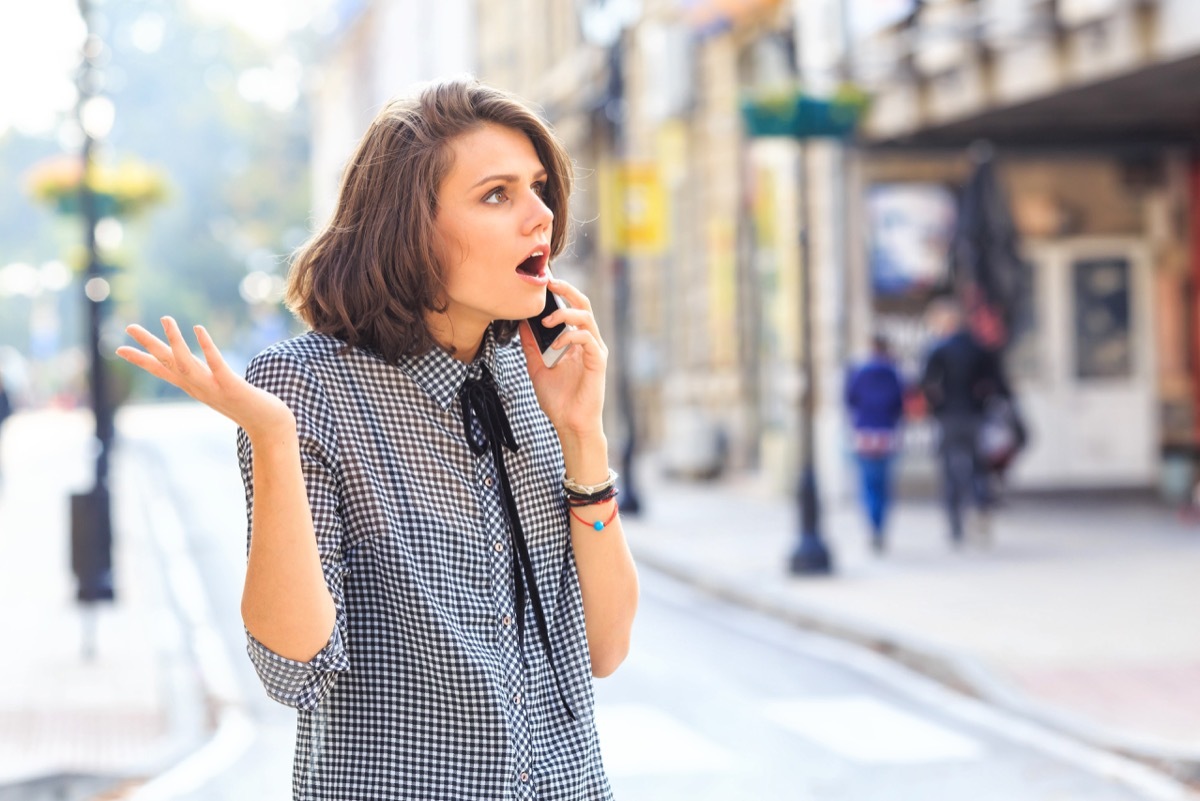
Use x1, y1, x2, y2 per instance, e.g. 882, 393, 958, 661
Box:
459, 367, 575, 720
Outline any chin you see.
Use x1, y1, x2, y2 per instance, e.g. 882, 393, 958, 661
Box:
516, 293, 548, 321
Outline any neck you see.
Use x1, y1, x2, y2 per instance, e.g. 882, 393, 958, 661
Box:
427, 313, 489, 363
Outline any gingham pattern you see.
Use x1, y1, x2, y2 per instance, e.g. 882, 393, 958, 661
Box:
236, 327, 611, 800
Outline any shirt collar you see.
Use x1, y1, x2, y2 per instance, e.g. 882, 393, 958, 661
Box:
399, 324, 514, 411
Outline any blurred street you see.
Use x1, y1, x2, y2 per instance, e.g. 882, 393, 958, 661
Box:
2, 403, 1198, 800
8, 2, 1200, 797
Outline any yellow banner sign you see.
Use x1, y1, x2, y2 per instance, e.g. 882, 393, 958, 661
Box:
599, 162, 668, 256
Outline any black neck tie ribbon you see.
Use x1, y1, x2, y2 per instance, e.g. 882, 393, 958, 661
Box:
459, 366, 575, 720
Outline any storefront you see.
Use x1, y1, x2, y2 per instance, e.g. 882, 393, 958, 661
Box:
855, 50, 1200, 493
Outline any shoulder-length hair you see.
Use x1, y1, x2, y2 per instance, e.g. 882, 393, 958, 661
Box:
285, 78, 574, 362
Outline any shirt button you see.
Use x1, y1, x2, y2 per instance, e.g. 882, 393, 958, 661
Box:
493, 541, 504, 553
513, 693, 522, 705
501, 614, 513, 627
484, 476, 494, 488
519, 772, 529, 783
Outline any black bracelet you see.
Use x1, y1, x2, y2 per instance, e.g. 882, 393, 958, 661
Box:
566, 486, 619, 506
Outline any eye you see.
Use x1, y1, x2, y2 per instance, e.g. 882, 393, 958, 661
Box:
483, 186, 507, 204
531, 181, 546, 198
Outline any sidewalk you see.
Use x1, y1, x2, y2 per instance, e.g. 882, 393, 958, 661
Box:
0, 410, 207, 799
621, 459, 1200, 780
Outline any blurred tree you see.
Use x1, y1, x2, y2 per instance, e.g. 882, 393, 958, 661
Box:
0, 134, 65, 355
0, 0, 313, 400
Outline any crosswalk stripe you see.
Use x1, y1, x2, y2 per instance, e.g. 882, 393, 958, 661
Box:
765, 696, 987, 763
594, 704, 738, 777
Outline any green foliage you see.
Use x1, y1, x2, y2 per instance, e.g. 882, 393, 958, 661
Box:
0, 0, 312, 397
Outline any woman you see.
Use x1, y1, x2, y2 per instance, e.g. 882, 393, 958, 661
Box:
117, 79, 638, 799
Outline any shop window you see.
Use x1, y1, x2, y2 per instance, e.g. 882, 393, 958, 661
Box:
1072, 257, 1131, 379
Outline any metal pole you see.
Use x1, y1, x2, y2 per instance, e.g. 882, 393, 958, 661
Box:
608, 34, 642, 514
72, 0, 116, 612
789, 140, 832, 575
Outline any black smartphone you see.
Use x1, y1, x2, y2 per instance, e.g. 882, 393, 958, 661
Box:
528, 284, 573, 368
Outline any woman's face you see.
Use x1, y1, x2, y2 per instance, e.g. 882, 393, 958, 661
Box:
432, 123, 554, 343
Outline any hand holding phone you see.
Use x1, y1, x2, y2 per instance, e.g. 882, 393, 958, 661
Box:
527, 274, 575, 368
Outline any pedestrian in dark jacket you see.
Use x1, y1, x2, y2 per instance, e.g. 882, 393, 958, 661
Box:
920, 299, 1012, 547
0, 371, 11, 480
845, 334, 906, 553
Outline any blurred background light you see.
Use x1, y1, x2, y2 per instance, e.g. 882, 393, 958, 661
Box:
84, 276, 111, 303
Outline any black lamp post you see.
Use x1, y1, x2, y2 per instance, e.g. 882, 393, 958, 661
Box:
789, 151, 829, 574
581, 2, 643, 515
70, 0, 116, 624
740, 87, 865, 575
606, 37, 642, 515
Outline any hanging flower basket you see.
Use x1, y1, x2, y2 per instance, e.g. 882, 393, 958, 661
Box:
25, 154, 168, 218
740, 84, 870, 140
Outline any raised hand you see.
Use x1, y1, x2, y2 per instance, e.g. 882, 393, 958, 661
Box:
116, 316, 294, 440
518, 277, 607, 439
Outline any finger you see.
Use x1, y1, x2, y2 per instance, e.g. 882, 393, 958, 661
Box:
548, 283, 605, 347
549, 278, 593, 313
115, 345, 180, 387
542, 307, 603, 344
161, 316, 202, 377
549, 328, 608, 367
124, 323, 174, 364
193, 325, 233, 380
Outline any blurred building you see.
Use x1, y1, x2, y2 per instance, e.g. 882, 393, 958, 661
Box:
830, 0, 1200, 495
307, 0, 1200, 502
308, 0, 476, 225
477, 0, 816, 492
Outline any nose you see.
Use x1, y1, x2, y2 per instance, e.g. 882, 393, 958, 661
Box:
524, 189, 553, 236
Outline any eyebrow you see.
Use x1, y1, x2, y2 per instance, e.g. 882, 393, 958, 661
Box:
469, 169, 548, 190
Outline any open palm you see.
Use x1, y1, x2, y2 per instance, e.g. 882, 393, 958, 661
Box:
116, 316, 293, 439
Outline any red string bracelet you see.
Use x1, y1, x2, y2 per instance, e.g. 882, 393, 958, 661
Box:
569, 499, 619, 531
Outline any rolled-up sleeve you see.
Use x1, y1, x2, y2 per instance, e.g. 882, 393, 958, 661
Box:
245, 625, 351, 709
237, 349, 350, 710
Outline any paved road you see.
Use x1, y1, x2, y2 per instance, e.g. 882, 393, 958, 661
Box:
121, 403, 1184, 800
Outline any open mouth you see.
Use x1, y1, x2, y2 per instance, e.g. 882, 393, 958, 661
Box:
516, 250, 548, 278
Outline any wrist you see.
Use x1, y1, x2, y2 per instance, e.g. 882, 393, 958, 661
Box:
245, 412, 298, 447
559, 430, 609, 487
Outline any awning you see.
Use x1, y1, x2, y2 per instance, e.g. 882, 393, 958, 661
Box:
868, 52, 1200, 149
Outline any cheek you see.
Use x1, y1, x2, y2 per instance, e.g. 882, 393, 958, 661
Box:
433, 222, 467, 276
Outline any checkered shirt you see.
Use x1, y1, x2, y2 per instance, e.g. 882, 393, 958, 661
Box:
236, 326, 612, 800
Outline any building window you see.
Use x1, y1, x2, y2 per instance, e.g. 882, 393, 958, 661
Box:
1072, 256, 1131, 379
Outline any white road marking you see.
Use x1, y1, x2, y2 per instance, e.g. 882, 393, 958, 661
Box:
765, 695, 985, 763
595, 704, 737, 777
697, 591, 1200, 800
124, 443, 255, 801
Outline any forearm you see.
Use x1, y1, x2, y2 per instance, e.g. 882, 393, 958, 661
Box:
560, 432, 639, 678
241, 423, 336, 662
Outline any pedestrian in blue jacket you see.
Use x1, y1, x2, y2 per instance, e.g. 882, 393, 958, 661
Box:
844, 334, 906, 553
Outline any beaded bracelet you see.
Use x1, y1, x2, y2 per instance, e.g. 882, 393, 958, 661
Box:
569, 498, 620, 531
563, 468, 618, 498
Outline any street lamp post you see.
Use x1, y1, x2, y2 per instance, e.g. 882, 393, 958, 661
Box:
607, 37, 642, 515
740, 85, 865, 576
580, 1, 644, 514
788, 145, 831, 574
71, 0, 116, 634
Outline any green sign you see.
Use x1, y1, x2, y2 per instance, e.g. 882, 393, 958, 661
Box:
740, 86, 868, 140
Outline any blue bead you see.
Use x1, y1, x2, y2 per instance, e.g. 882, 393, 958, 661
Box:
593, 520, 604, 531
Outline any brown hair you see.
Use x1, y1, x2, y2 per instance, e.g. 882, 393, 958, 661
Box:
285, 78, 574, 361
